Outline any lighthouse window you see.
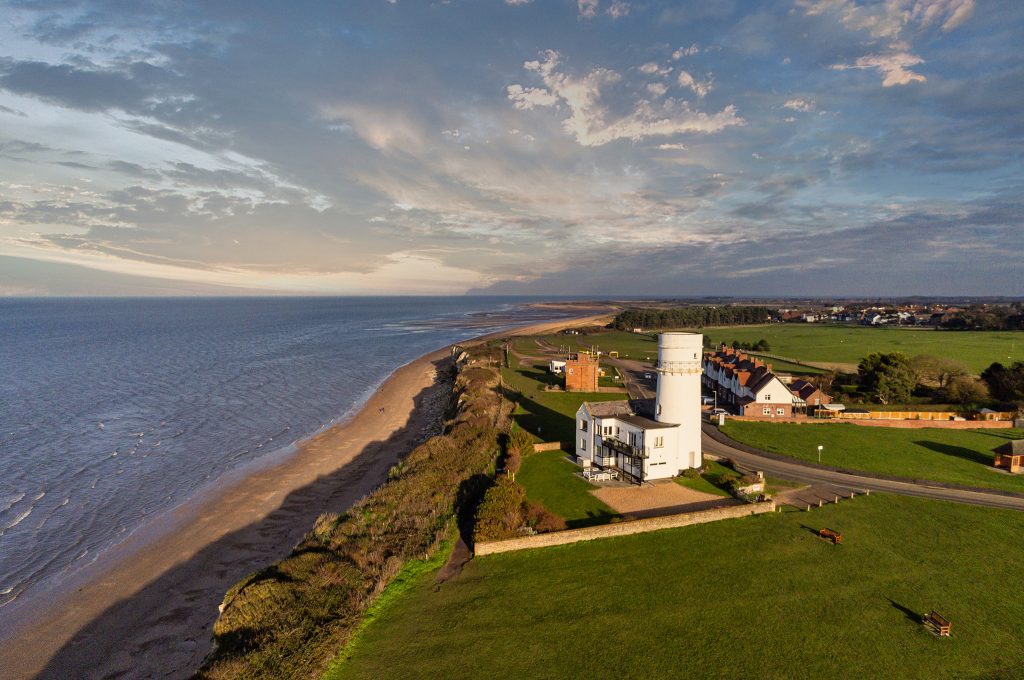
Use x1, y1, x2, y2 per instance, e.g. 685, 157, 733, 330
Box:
657, 404, 662, 415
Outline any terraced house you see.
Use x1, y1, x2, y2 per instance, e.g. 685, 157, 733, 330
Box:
702, 346, 793, 418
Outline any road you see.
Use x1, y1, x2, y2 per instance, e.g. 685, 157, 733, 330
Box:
702, 426, 1024, 512
517, 334, 1024, 512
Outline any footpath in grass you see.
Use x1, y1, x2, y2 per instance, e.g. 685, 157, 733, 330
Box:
333, 494, 1024, 679
722, 421, 1024, 493
517, 450, 619, 528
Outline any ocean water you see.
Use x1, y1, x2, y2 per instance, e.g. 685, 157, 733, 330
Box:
0, 296, 572, 617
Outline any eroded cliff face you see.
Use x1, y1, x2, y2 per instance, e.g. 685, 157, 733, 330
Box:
199, 345, 511, 680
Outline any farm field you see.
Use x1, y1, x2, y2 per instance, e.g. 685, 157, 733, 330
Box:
333, 494, 1024, 679
721, 421, 1024, 493
566, 326, 1021, 374
517, 450, 619, 528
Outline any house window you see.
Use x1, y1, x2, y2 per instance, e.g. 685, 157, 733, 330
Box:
765, 394, 771, 400
777, 408, 785, 415
579, 419, 588, 431
615, 427, 620, 435
580, 438, 586, 450
763, 407, 771, 415
654, 436, 664, 448
603, 425, 613, 436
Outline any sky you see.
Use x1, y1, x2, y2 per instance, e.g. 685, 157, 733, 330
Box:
0, 0, 1021, 296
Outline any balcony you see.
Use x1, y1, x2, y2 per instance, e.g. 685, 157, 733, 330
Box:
601, 437, 649, 459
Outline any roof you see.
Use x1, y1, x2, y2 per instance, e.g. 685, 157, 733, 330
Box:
994, 440, 1024, 456
585, 400, 631, 417
617, 414, 679, 430
585, 398, 656, 419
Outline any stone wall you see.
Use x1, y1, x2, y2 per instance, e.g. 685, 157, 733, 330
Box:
727, 415, 1012, 429
474, 501, 775, 556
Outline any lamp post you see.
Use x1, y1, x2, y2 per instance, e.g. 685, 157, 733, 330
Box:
817, 445, 823, 463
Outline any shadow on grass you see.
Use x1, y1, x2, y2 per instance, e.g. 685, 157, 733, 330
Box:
501, 385, 578, 443
914, 440, 992, 466
566, 510, 621, 529
887, 598, 921, 624
798, 524, 822, 538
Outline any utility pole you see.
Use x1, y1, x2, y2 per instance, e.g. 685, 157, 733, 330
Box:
817, 444, 823, 463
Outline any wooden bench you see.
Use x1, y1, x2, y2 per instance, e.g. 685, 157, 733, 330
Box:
818, 528, 842, 544
923, 611, 951, 637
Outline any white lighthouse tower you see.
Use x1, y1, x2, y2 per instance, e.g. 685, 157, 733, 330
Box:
655, 332, 703, 470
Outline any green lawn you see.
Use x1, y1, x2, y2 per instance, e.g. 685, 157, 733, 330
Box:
700, 325, 1021, 373
501, 363, 623, 443
517, 450, 620, 528
564, 325, 1021, 374
332, 494, 1024, 679
722, 421, 1024, 493
674, 472, 732, 497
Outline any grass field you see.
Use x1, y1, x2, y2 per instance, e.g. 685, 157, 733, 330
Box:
517, 450, 619, 527
501, 362, 622, 443
722, 421, 1024, 493
566, 326, 1021, 374
333, 494, 1024, 679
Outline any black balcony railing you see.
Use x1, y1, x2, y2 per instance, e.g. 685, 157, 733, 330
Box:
602, 437, 649, 459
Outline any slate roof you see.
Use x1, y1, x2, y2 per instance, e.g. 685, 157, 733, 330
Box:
994, 440, 1024, 456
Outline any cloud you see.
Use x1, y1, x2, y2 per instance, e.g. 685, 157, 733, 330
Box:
646, 82, 668, 97
505, 0, 533, 4
507, 50, 742, 146
676, 70, 712, 98
578, 0, 598, 18
783, 98, 816, 112
831, 52, 926, 87
607, 1, 630, 18
656, 143, 688, 150
672, 44, 699, 60
506, 84, 559, 110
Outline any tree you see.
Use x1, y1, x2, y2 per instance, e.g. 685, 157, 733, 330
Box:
981, 362, 1024, 402
911, 355, 970, 389
858, 352, 917, 404
945, 375, 990, 405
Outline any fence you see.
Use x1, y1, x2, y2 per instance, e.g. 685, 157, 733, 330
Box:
474, 501, 775, 556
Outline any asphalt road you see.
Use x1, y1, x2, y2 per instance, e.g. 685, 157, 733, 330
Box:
702, 426, 1024, 512
518, 336, 1024, 512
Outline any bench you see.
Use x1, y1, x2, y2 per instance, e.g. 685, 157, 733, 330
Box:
818, 528, 842, 544
923, 611, 951, 637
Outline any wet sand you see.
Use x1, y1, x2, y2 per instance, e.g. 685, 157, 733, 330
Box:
0, 311, 610, 680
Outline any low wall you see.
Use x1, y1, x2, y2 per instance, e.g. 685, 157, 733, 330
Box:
850, 419, 1012, 429
532, 441, 564, 453
474, 501, 775, 556
728, 416, 1012, 429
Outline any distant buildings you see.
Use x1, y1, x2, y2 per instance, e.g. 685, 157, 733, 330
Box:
702, 346, 794, 417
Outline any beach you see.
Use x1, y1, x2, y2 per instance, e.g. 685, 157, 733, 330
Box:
0, 310, 610, 680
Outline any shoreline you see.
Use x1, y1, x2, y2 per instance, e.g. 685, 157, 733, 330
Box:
0, 310, 611, 680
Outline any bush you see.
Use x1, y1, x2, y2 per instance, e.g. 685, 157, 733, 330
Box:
474, 477, 526, 543
682, 468, 701, 479
524, 501, 567, 533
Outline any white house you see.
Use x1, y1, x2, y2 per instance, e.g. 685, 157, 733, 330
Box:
575, 333, 702, 483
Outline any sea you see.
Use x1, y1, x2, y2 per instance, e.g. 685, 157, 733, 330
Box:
0, 296, 580, 624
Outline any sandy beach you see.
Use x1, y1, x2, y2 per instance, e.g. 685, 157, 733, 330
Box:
0, 310, 611, 680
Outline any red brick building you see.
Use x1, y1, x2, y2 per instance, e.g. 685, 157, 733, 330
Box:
565, 352, 599, 392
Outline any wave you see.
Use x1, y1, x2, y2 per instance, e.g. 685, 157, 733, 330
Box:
0, 507, 33, 536
0, 493, 26, 515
